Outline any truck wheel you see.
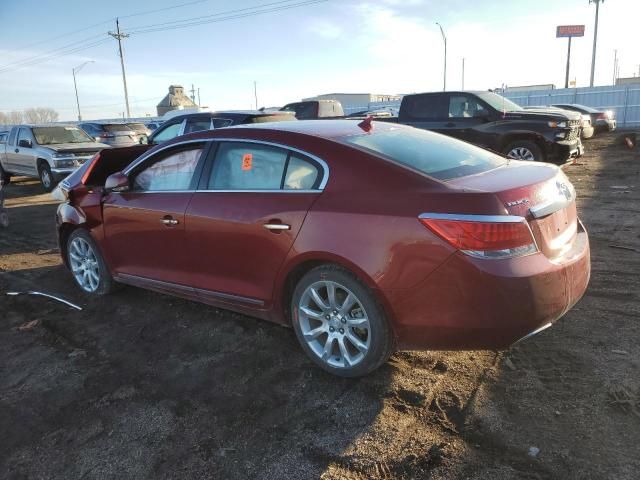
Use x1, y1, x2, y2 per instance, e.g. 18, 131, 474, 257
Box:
38, 163, 55, 192
291, 264, 394, 377
0, 164, 10, 185
504, 141, 543, 162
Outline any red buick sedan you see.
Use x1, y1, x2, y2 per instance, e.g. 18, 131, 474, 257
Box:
56, 120, 590, 377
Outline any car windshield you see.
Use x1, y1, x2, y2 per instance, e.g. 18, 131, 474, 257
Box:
32, 126, 94, 145
339, 126, 506, 181
476, 92, 523, 112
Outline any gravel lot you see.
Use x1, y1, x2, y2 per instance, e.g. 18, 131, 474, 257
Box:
1, 132, 639, 479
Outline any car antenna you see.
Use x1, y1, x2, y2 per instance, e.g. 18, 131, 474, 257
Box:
357, 115, 374, 133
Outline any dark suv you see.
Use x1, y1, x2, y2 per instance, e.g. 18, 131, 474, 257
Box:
394, 91, 583, 163
145, 110, 296, 145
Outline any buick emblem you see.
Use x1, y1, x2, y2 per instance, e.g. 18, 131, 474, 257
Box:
556, 181, 572, 201
505, 198, 529, 208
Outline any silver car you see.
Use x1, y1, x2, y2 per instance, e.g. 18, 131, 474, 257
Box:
78, 123, 140, 147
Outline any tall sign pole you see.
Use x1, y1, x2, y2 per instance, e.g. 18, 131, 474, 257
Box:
436, 23, 447, 91
556, 25, 584, 88
108, 18, 131, 119
589, 0, 604, 87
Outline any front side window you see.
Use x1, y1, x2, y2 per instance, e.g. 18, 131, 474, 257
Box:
448, 95, 486, 118
152, 121, 183, 144
132, 146, 204, 191
208, 143, 288, 190
17, 128, 32, 146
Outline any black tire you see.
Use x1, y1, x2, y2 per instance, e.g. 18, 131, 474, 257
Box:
66, 229, 116, 295
503, 140, 543, 162
38, 162, 56, 192
291, 264, 394, 377
0, 164, 11, 185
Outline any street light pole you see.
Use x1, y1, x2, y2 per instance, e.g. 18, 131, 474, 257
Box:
436, 23, 447, 91
72, 60, 94, 121
589, 0, 604, 87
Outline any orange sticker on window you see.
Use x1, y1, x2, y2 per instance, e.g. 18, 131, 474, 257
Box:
242, 153, 253, 171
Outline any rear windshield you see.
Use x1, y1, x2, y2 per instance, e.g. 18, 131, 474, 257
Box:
33, 126, 94, 145
339, 126, 506, 181
103, 124, 133, 132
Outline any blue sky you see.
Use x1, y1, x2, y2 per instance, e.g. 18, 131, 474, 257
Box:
1, 0, 637, 120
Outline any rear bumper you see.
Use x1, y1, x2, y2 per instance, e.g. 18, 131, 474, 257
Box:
385, 221, 590, 350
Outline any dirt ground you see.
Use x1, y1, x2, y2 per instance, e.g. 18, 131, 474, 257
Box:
1, 132, 639, 480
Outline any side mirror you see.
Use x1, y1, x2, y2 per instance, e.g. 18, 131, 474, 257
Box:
105, 172, 130, 192
18, 139, 32, 148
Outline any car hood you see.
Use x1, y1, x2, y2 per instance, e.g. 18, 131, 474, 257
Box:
504, 109, 582, 122
44, 142, 110, 152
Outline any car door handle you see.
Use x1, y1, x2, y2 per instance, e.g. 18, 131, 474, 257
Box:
264, 223, 290, 231
161, 216, 179, 226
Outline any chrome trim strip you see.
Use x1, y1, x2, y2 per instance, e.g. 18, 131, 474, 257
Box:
418, 213, 526, 223
112, 189, 321, 194
264, 223, 290, 230
513, 322, 553, 345
529, 195, 573, 219
124, 137, 330, 191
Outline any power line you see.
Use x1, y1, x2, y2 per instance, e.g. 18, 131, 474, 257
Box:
126, 0, 329, 35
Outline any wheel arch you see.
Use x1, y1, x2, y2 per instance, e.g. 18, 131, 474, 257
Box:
499, 133, 547, 159
276, 252, 397, 335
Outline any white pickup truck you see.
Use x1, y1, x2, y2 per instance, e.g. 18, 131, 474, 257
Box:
0, 124, 109, 191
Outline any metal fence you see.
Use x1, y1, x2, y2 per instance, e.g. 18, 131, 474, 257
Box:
502, 85, 640, 128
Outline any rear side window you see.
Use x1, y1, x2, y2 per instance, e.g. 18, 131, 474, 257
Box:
208, 143, 322, 190
209, 142, 287, 190
402, 94, 447, 120
340, 126, 506, 181
212, 118, 233, 128
184, 118, 211, 134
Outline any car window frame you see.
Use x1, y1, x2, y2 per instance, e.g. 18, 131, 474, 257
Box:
195, 139, 329, 193
124, 140, 211, 193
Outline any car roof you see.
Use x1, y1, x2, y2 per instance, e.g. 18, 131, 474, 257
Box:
162, 110, 294, 123
216, 119, 405, 139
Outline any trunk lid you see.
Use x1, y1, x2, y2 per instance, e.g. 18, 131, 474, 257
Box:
448, 161, 577, 259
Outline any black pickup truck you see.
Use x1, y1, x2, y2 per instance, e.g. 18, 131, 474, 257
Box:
387, 91, 583, 163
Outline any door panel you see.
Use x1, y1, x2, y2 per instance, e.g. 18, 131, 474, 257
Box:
185, 192, 318, 304
8, 128, 37, 174
102, 192, 194, 285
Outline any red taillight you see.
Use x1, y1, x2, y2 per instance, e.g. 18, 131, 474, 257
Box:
419, 214, 537, 258
81, 152, 100, 185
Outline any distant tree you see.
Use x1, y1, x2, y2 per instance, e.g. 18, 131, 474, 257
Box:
23, 107, 59, 124
0, 112, 6, 125
5, 111, 23, 125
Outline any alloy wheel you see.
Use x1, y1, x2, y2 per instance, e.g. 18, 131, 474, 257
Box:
297, 280, 371, 369
40, 168, 52, 189
507, 147, 535, 161
68, 237, 100, 292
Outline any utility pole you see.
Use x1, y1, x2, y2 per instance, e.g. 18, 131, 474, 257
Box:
589, 0, 604, 87
190, 84, 196, 103
436, 23, 447, 91
72, 60, 94, 121
108, 18, 131, 118
612, 49, 617, 85
565, 37, 572, 89
197, 88, 201, 106
253, 81, 258, 110
461, 57, 465, 90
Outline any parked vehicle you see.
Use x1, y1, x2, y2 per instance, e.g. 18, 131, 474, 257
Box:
0, 174, 7, 228
551, 104, 617, 133
280, 100, 345, 119
524, 106, 594, 139
0, 131, 8, 144
145, 121, 163, 131
126, 122, 152, 142
55, 120, 590, 377
144, 110, 296, 145
0, 124, 109, 191
388, 91, 584, 163
78, 123, 140, 147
